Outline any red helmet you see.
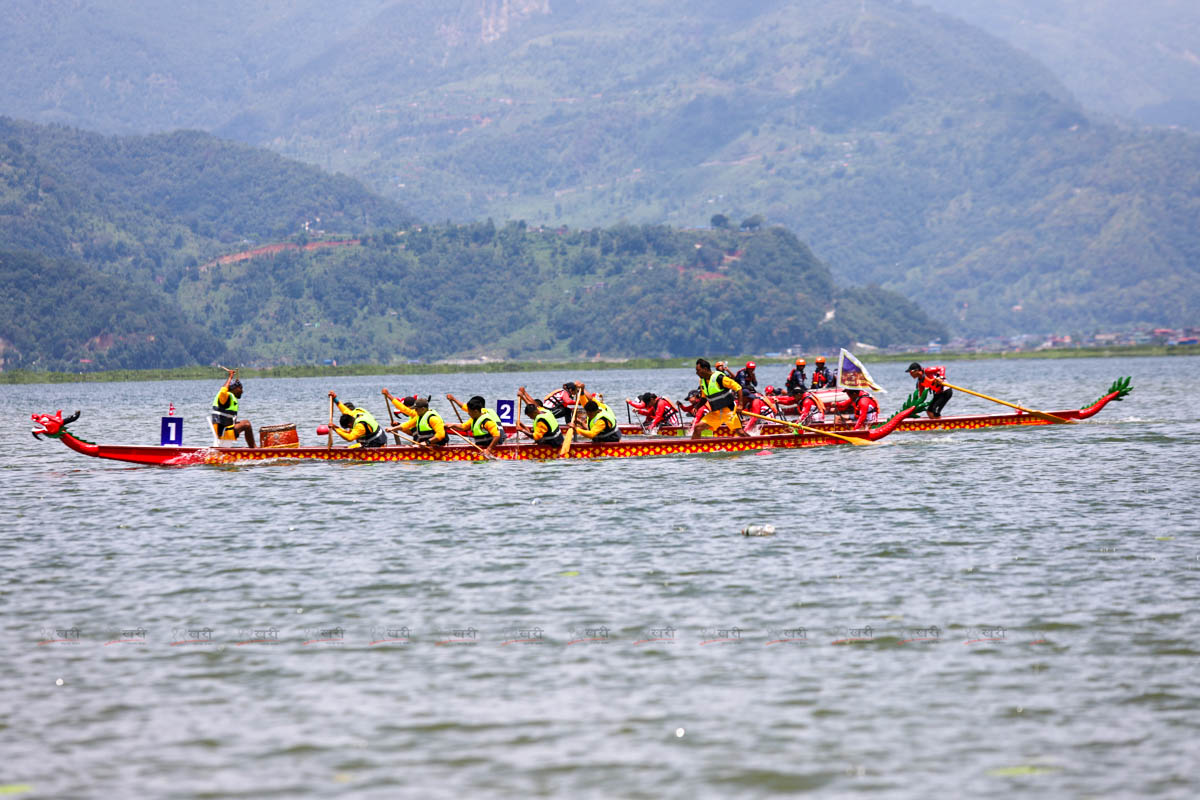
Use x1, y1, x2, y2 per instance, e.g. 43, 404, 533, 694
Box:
746, 361, 756, 370
765, 385, 776, 395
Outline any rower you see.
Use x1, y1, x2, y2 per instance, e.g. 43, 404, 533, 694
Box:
447, 393, 507, 455
575, 398, 621, 443
810, 356, 834, 389
517, 402, 564, 448
907, 362, 953, 418
544, 381, 583, 420
626, 392, 680, 432
693, 358, 750, 439
678, 388, 707, 419
714, 360, 735, 379
400, 397, 449, 447
211, 369, 256, 447
843, 388, 879, 429
328, 392, 387, 448
765, 385, 799, 413
739, 389, 774, 434
734, 361, 758, 393
785, 358, 807, 395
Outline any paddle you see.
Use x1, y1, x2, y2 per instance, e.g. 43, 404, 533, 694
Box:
560, 386, 583, 456
326, 395, 334, 449
938, 381, 1073, 424
381, 389, 402, 446
740, 410, 874, 446
448, 428, 496, 460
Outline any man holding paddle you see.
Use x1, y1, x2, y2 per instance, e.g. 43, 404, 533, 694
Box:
907, 363, 953, 418
328, 392, 388, 448
446, 394, 507, 455
692, 358, 751, 439
211, 368, 256, 447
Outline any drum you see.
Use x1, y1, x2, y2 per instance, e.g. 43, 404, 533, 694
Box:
259, 423, 299, 448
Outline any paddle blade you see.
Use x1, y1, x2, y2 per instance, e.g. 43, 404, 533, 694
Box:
559, 428, 575, 456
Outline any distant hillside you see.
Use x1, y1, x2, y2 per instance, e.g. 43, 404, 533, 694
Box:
177, 222, 946, 365
915, 0, 1200, 130
3, 1, 1199, 336
0, 120, 942, 369
0, 250, 220, 371
0, 118, 410, 289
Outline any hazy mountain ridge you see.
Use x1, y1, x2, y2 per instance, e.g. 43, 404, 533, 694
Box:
2, 0, 1198, 339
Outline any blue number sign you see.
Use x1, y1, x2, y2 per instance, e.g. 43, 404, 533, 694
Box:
161, 416, 183, 446
496, 399, 515, 426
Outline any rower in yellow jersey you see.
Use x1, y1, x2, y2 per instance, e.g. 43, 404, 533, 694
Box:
574, 398, 622, 443
692, 358, 751, 439
400, 397, 449, 447
516, 402, 565, 448
446, 393, 507, 456
327, 391, 387, 448
211, 368, 256, 447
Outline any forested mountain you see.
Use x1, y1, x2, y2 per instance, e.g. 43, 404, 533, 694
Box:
2, 1, 1198, 338
915, 0, 1200, 130
0, 119, 941, 370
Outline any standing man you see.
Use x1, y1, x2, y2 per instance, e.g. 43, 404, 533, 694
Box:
692, 358, 750, 439
211, 368, 256, 447
328, 392, 388, 448
785, 358, 807, 395
907, 362, 953, 418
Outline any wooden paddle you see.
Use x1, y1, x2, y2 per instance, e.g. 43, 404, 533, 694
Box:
327, 395, 334, 449
560, 386, 583, 456
448, 428, 496, 460
938, 381, 1073, 424
381, 390, 402, 445
740, 410, 874, 446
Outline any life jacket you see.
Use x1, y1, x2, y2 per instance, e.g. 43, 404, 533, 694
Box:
654, 397, 679, 426
811, 367, 833, 388
590, 402, 620, 442
470, 408, 507, 446
786, 368, 806, 391
350, 407, 387, 447
211, 388, 238, 431
533, 409, 563, 445
917, 366, 947, 393
701, 373, 736, 410
414, 409, 446, 444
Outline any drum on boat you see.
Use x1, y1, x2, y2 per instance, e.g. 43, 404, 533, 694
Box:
259, 423, 299, 448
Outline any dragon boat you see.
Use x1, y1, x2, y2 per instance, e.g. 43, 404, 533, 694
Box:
29, 391, 931, 466
603, 378, 1133, 438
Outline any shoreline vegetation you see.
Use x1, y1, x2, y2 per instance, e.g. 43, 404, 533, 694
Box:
2, 344, 1196, 385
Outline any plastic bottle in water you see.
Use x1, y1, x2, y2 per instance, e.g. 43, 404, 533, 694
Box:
741, 524, 776, 537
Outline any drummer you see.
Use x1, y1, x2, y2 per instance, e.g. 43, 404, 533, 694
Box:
211, 368, 256, 447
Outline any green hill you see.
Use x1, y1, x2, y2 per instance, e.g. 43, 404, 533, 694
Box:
0, 120, 943, 369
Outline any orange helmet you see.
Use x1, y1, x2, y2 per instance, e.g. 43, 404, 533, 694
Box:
815, 356, 826, 364
795, 358, 806, 366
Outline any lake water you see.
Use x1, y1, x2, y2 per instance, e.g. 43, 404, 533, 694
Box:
2, 356, 1197, 798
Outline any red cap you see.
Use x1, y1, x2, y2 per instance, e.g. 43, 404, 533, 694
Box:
746, 361, 756, 369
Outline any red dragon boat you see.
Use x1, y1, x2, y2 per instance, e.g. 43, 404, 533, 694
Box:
605, 378, 1133, 438
30, 391, 932, 466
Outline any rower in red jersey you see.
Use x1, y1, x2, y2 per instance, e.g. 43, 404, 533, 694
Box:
678, 388, 707, 419
907, 362, 953, 418
843, 388, 879, 429
626, 392, 680, 432
738, 389, 776, 434
764, 386, 800, 414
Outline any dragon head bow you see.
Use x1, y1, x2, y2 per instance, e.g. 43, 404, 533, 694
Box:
31, 410, 80, 440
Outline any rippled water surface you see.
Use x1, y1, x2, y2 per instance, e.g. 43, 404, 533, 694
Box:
3, 357, 1198, 798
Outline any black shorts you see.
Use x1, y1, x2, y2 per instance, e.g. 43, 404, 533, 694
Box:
927, 389, 953, 417
538, 432, 565, 448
